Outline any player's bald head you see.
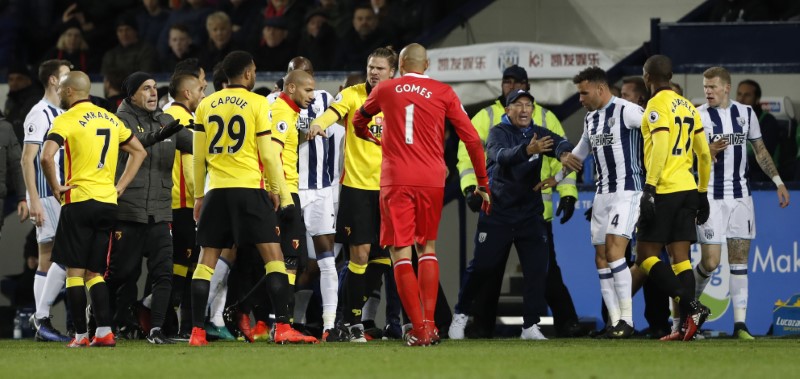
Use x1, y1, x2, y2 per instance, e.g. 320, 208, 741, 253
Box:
399, 43, 428, 74
60, 71, 91, 94
288, 57, 313, 75
284, 69, 314, 87
643, 55, 673, 82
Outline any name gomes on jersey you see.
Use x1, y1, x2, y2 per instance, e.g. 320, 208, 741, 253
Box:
394, 83, 432, 99
590, 133, 614, 147
711, 132, 747, 145
78, 111, 119, 127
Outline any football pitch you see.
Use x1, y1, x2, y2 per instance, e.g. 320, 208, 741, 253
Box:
1, 338, 798, 378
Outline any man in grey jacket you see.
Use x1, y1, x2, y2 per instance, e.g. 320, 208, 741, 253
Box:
105, 71, 188, 344
0, 112, 27, 238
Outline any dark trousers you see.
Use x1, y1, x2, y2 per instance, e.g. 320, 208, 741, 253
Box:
455, 218, 550, 329
105, 220, 173, 331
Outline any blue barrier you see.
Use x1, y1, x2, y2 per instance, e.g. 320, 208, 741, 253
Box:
551, 189, 799, 335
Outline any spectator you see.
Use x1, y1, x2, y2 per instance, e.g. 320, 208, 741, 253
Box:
297, 9, 338, 71
198, 11, 241, 73
40, 24, 99, 73
220, 0, 263, 48
157, 0, 214, 59
136, 0, 171, 49
101, 15, 159, 76
3, 64, 43, 144
335, 4, 393, 70
318, 0, 350, 38
254, 18, 296, 72
161, 24, 199, 73
263, 0, 307, 40
371, 0, 434, 44
102, 69, 127, 113
670, 81, 683, 96
737, 79, 797, 181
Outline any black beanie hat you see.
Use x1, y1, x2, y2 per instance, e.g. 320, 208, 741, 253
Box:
122, 71, 154, 98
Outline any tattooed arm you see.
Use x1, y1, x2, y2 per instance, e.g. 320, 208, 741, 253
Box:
751, 138, 790, 208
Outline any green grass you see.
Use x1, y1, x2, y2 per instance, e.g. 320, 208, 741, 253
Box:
1, 338, 797, 378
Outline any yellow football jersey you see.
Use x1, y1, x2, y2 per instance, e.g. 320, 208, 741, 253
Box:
270, 93, 300, 194
327, 83, 383, 190
47, 100, 132, 205
193, 85, 270, 195
164, 103, 194, 209
642, 89, 704, 194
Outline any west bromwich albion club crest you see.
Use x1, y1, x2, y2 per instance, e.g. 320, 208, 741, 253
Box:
736, 117, 747, 127
608, 118, 615, 128
478, 232, 487, 243
497, 48, 520, 71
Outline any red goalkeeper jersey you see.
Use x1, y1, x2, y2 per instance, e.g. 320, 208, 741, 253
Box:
353, 73, 488, 188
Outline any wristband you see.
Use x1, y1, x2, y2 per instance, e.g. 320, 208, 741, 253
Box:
772, 176, 784, 187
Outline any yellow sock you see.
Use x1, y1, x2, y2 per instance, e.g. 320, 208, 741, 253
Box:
193, 263, 214, 281
641, 256, 660, 275
85, 276, 104, 290
66, 277, 84, 288
265, 261, 287, 274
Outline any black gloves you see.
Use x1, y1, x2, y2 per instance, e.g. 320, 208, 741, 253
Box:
464, 185, 483, 213
639, 184, 656, 227
696, 191, 710, 225
279, 203, 296, 225
155, 119, 183, 142
556, 196, 576, 224
584, 206, 592, 222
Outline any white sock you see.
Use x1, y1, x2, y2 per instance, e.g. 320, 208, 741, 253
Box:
730, 264, 748, 323
208, 259, 230, 326
293, 290, 313, 325
609, 258, 633, 325
694, 263, 713, 299
597, 268, 620, 325
96, 326, 112, 338
33, 271, 46, 316
318, 255, 338, 330
36, 264, 67, 319
670, 300, 680, 332
74, 332, 89, 341
362, 296, 380, 323
142, 294, 152, 309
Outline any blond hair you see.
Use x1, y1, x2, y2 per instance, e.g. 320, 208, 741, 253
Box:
703, 66, 731, 85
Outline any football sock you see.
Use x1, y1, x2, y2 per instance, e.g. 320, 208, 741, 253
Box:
191, 264, 214, 329
66, 277, 87, 334
95, 326, 112, 338
86, 276, 112, 330
317, 255, 338, 330
293, 289, 313, 325
265, 261, 292, 324
393, 258, 422, 328
418, 253, 439, 322
693, 263, 713, 299
37, 263, 67, 319
640, 257, 691, 312
597, 268, 620, 325
33, 271, 46, 315
730, 264, 748, 323
672, 260, 695, 313
609, 258, 633, 324
170, 264, 189, 308
208, 258, 230, 326
345, 261, 367, 324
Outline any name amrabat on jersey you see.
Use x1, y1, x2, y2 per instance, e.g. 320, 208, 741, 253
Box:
670, 98, 696, 116
210, 96, 248, 109
79, 111, 120, 127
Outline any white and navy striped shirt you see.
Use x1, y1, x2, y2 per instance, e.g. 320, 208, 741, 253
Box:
698, 100, 761, 199
23, 99, 64, 198
578, 96, 645, 194
269, 90, 343, 190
